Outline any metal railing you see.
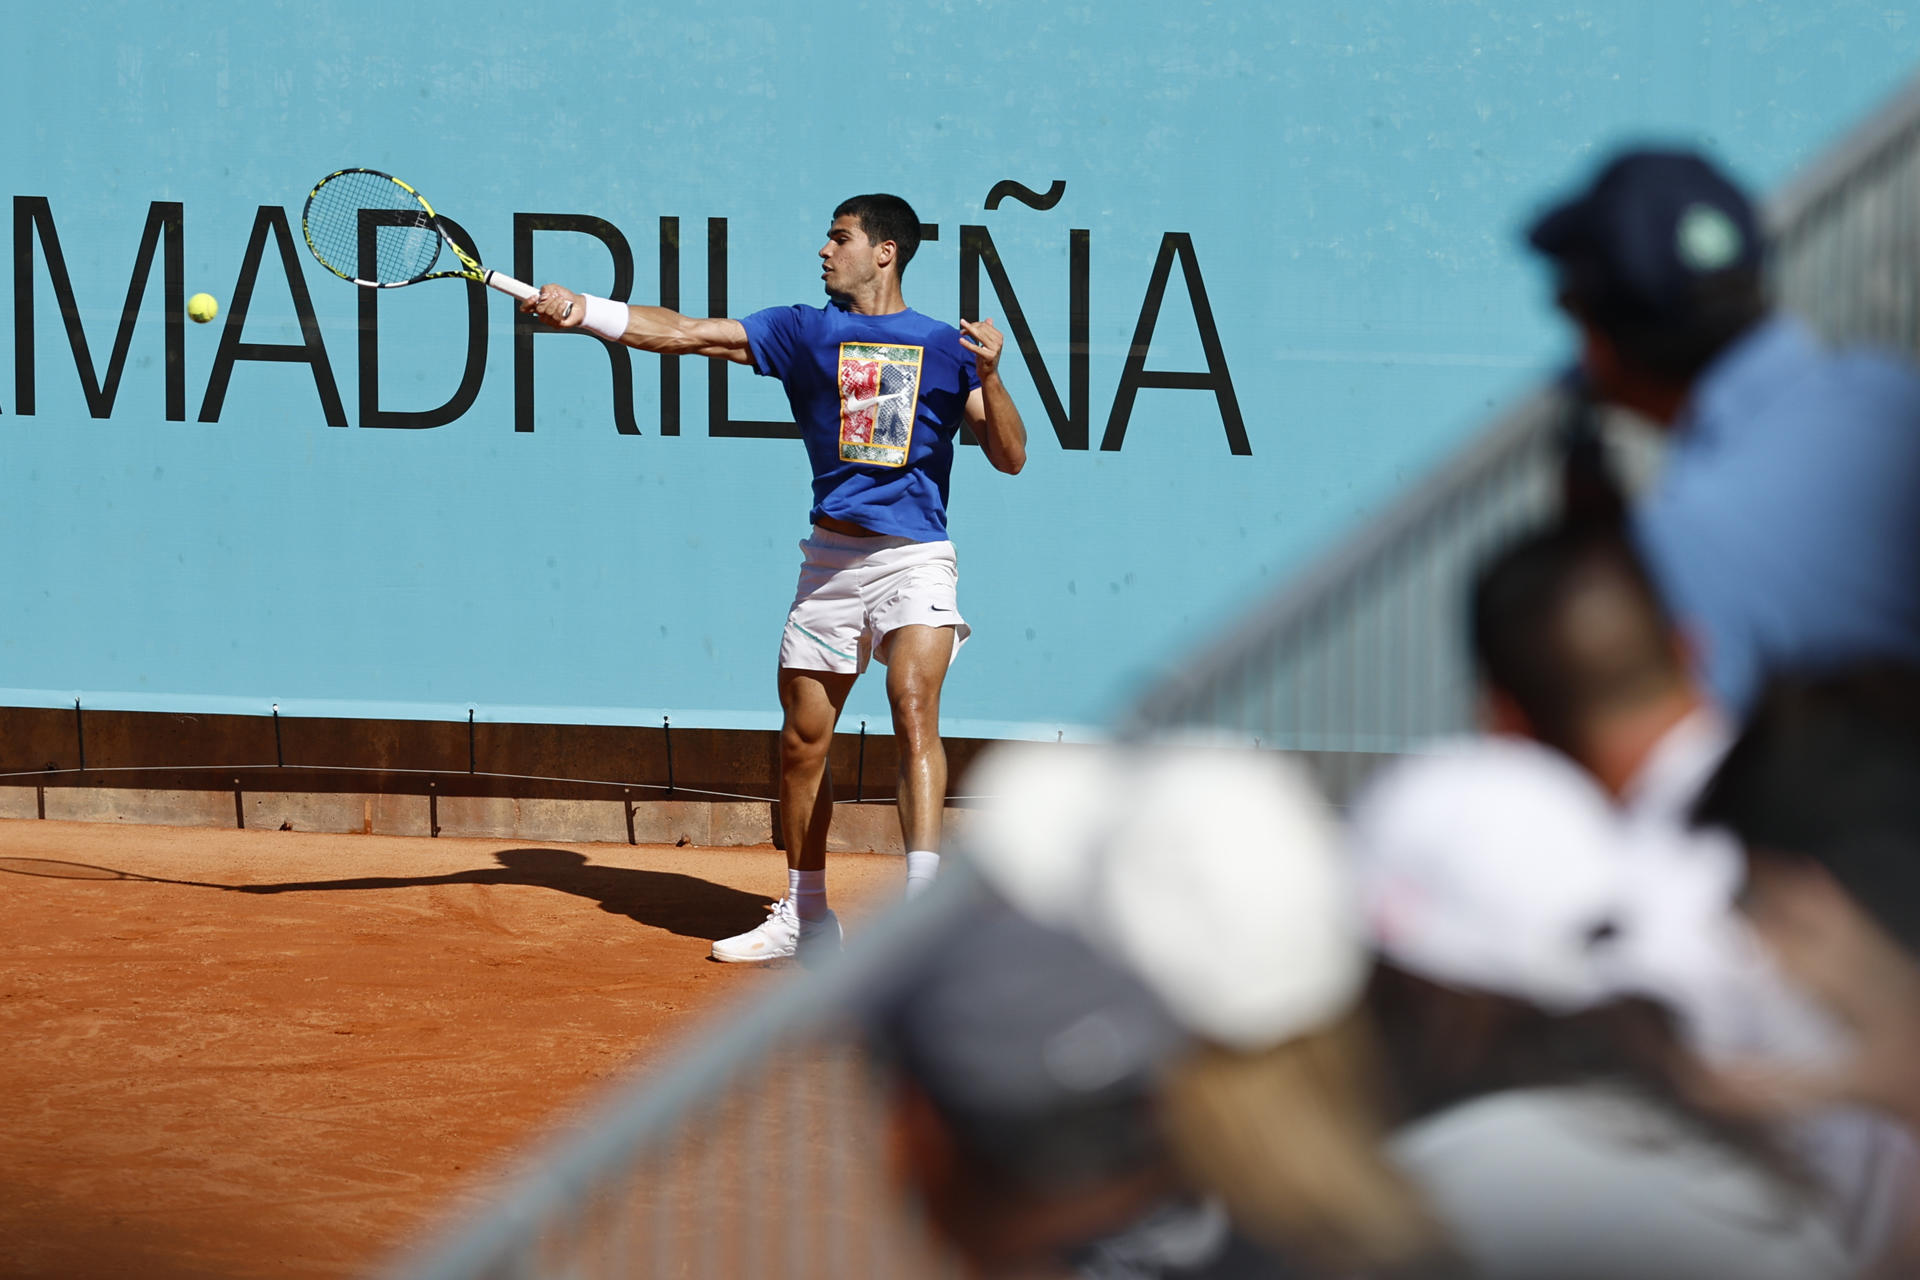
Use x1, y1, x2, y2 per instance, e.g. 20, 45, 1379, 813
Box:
382, 69, 1920, 1280
1770, 70, 1920, 356
383, 873, 989, 1280
1123, 73, 1920, 792
1120, 383, 1566, 797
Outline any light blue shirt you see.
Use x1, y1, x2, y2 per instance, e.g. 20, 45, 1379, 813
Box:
1634, 316, 1920, 714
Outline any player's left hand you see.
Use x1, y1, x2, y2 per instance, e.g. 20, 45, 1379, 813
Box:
959, 318, 1006, 380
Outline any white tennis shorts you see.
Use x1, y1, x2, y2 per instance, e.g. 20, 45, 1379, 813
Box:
778, 527, 971, 675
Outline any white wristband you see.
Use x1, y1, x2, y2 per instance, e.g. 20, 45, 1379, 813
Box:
580, 294, 629, 342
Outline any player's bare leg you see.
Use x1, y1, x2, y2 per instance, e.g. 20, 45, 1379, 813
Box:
885, 624, 956, 894
712, 666, 853, 963
778, 666, 856, 872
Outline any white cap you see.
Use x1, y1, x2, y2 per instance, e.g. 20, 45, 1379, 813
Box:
964, 741, 1366, 1051
1348, 736, 1640, 1014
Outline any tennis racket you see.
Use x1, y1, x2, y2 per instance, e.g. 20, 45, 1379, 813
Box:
0, 856, 235, 890
300, 168, 543, 305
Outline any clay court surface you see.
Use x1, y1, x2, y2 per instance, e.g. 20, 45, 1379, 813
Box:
0, 818, 903, 1279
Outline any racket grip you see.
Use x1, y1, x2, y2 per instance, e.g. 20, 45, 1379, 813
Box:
483, 271, 540, 302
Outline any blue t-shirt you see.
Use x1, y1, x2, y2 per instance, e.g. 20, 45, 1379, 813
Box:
1634, 316, 1920, 713
740, 303, 980, 542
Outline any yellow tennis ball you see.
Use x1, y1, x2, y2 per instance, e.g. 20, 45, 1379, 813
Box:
187, 292, 219, 324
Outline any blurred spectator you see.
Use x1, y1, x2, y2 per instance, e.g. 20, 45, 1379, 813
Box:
1692, 665, 1920, 1138
1471, 524, 1726, 819
1526, 147, 1920, 714
1468, 525, 1775, 1055
872, 890, 1222, 1277
1351, 737, 1849, 1279
1469, 525, 1914, 1258
868, 744, 1449, 1277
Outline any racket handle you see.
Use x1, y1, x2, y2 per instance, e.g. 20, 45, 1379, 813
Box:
483, 271, 539, 302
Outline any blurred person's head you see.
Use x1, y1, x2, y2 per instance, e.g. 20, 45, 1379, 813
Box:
1154, 1009, 1446, 1275
1471, 525, 1705, 795
1350, 737, 1810, 1191
965, 742, 1366, 1049
913, 742, 1448, 1276
1349, 737, 1668, 1113
870, 893, 1191, 1275
1693, 665, 1920, 1017
1528, 148, 1770, 426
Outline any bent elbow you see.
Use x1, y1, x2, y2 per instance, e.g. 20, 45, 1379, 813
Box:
997, 449, 1027, 476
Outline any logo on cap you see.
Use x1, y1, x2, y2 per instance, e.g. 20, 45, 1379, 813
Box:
1676, 203, 1743, 272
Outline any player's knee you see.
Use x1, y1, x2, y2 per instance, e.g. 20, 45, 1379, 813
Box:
780, 718, 833, 766
890, 692, 942, 751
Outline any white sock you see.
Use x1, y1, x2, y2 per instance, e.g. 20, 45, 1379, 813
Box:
790, 868, 828, 920
905, 850, 941, 897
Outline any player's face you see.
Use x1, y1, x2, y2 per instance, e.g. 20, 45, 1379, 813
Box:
820, 215, 882, 298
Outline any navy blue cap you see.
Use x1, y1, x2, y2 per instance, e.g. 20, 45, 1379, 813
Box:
1527, 148, 1762, 325
867, 892, 1187, 1190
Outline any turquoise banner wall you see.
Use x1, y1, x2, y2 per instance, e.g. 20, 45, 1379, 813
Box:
4, 3, 1916, 737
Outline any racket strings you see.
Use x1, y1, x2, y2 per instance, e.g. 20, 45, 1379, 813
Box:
304, 170, 444, 285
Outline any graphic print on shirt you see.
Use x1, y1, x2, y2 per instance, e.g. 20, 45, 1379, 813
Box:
837, 342, 924, 468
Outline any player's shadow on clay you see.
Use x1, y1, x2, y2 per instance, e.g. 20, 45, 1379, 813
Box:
235, 848, 771, 942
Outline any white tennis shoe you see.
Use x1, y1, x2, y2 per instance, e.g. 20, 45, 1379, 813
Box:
711, 898, 842, 964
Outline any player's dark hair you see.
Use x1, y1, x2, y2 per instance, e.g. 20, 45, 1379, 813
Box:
834, 193, 922, 276
1559, 266, 1769, 383
1470, 525, 1684, 757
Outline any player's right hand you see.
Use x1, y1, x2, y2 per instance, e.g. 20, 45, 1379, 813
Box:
524, 284, 584, 328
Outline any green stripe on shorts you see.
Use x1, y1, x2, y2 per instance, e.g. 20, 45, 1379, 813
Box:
787, 619, 856, 662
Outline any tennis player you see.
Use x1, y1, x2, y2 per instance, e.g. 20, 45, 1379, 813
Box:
524, 194, 1026, 963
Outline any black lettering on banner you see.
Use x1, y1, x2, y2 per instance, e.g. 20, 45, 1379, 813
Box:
659, 216, 680, 436
984, 180, 1067, 212
706, 217, 798, 440
959, 223, 1089, 450
358, 213, 488, 429
13, 197, 185, 420
1101, 232, 1249, 455
197, 206, 346, 426
513, 214, 639, 435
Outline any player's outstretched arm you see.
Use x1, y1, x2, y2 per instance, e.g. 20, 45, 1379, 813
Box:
522, 285, 752, 364
961, 318, 1027, 475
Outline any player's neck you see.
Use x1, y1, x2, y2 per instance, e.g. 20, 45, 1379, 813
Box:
831, 280, 908, 317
